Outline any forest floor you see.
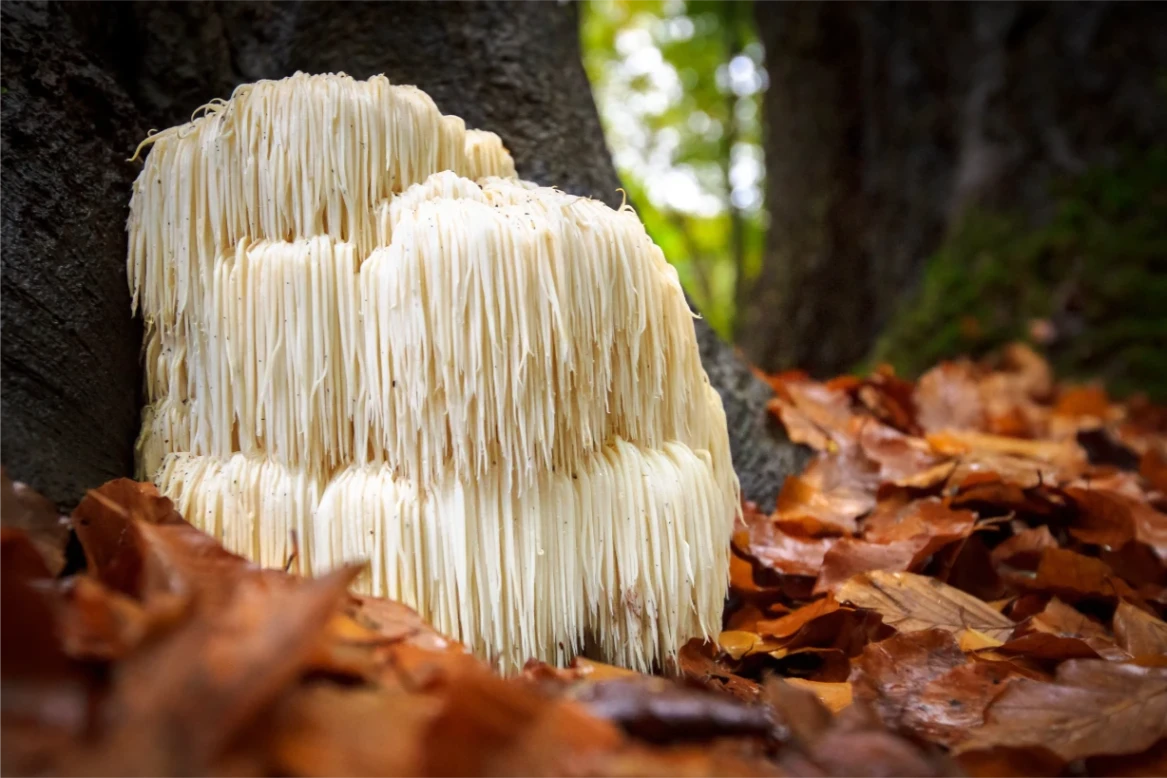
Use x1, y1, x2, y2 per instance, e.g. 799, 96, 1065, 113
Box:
3, 343, 1165, 777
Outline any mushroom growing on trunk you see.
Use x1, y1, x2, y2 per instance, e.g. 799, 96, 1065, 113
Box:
128, 72, 739, 672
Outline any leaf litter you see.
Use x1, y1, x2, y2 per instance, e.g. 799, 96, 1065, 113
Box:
3, 343, 1166, 776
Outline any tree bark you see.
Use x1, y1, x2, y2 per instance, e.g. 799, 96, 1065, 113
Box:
1, 1, 805, 510
739, 1, 1167, 376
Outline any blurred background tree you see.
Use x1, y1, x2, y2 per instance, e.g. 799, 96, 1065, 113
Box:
582, 0, 1167, 399
582, 0, 765, 338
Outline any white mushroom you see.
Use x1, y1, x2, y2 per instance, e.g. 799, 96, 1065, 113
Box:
129, 72, 739, 672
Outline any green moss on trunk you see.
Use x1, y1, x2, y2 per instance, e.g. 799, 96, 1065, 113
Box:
872, 148, 1167, 400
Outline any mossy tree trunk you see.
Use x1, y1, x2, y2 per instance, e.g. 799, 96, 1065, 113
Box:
1, 1, 805, 510
738, 1, 1167, 377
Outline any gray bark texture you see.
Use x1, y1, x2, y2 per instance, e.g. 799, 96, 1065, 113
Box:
739, 0, 1167, 376
1, 1, 805, 510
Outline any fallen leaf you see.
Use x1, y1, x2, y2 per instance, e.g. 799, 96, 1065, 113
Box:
856, 421, 943, 482
0, 469, 69, 575
782, 678, 853, 713
1085, 738, 1167, 778
813, 537, 929, 595
956, 660, 1167, 763
838, 570, 1015, 641
1065, 487, 1141, 549
767, 380, 857, 451
773, 462, 874, 535
673, 640, 761, 704
747, 521, 835, 578
1141, 449, 1167, 493
914, 360, 987, 434
716, 631, 780, 661
1113, 601, 1167, 658
997, 598, 1129, 661
955, 745, 1065, 777
926, 429, 1086, 475
1054, 385, 1112, 421
1028, 547, 1139, 603
569, 677, 775, 744
990, 525, 1059, 569
863, 496, 977, 545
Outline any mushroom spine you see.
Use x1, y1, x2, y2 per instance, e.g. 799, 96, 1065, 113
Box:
129, 72, 739, 672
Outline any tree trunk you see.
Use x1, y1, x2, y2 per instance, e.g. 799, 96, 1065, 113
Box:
1, 1, 805, 510
739, 1, 1167, 376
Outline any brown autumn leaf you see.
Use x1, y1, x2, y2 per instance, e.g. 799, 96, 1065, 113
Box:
914, 360, 987, 434
926, 429, 1087, 476
851, 629, 966, 731
1027, 547, 1139, 603
997, 598, 1129, 661
856, 421, 943, 482
673, 639, 762, 704
1113, 601, 1167, 658
1141, 449, 1167, 494
1065, 486, 1143, 549
0, 468, 70, 575
853, 628, 1029, 749
956, 660, 1167, 763
863, 496, 977, 545
773, 464, 874, 536
957, 746, 1066, 778
746, 521, 836, 578
767, 380, 858, 451
782, 678, 853, 714
990, 525, 1059, 569
813, 537, 930, 595
838, 570, 1015, 642
754, 597, 887, 660
568, 677, 776, 745
1053, 385, 1112, 422
1085, 738, 1167, 778
67, 567, 360, 777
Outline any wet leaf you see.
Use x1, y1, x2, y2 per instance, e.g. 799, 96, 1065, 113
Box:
838, 570, 1015, 641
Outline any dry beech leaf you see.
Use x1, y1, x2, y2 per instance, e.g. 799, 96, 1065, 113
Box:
813, 537, 929, 595
926, 429, 1086, 474
956, 660, 1167, 763
747, 521, 835, 578
914, 360, 987, 434
997, 598, 1129, 662
1029, 547, 1139, 603
1113, 601, 1167, 658
990, 525, 1058, 569
838, 570, 1015, 641
862, 496, 977, 545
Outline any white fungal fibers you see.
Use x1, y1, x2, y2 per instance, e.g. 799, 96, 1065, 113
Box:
129, 72, 739, 674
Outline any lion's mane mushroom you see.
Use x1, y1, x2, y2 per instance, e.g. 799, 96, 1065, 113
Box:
128, 72, 739, 672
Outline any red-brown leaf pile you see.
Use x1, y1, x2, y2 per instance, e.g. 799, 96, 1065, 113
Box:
3, 343, 1166, 777
1, 477, 953, 777
717, 344, 1167, 776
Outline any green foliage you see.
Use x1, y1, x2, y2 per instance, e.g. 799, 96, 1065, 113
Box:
873, 148, 1167, 399
581, 0, 765, 338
